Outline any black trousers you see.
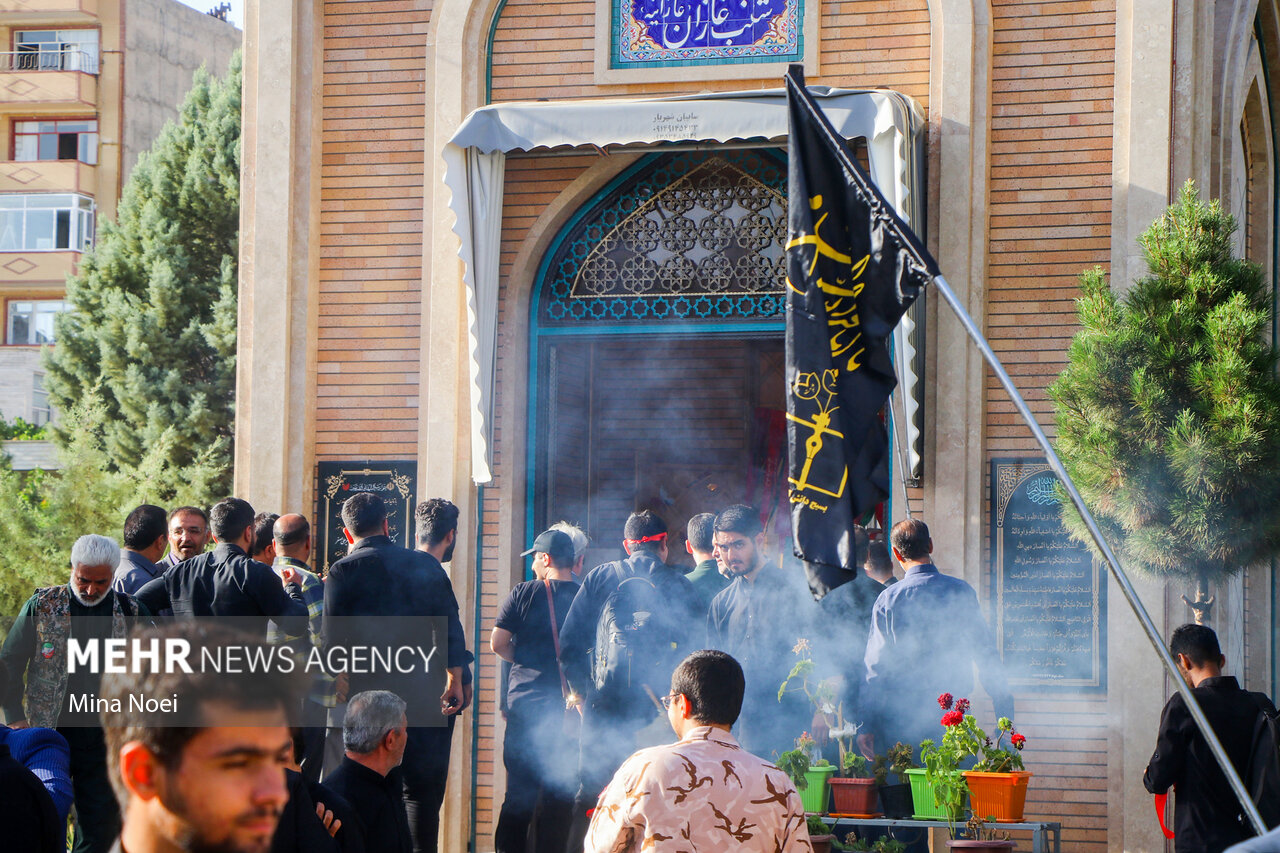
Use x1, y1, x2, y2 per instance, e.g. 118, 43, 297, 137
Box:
402, 719, 455, 853
494, 700, 575, 853
565, 707, 649, 853
58, 726, 120, 853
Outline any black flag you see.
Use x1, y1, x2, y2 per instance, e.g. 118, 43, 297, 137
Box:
784, 66, 939, 574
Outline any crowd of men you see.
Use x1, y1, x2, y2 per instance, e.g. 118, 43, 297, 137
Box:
0, 493, 471, 853
0, 490, 1274, 853
492, 506, 1015, 853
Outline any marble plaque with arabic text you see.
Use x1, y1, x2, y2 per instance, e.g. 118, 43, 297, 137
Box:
990, 459, 1106, 692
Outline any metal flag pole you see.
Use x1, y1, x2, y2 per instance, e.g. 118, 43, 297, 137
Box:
929, 271, 1267, 836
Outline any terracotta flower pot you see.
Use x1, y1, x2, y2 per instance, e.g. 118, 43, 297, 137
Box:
963, 771, 1032, 823
829, 777, 880, 815
810, 834, 836, 853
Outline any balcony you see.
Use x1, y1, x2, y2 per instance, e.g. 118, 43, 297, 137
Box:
0, 160, 94, 195
0, 50, 98, 112
0, 71, 95, 112
0, 251, 77, 282
0, 0, 97, 23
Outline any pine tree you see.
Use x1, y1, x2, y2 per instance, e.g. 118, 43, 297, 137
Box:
1049, 181, 1280, 595
43, 53, 241, 505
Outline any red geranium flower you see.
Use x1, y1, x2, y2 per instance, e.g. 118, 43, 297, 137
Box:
941, 709, 964, 727
1010, 732, 1026, 749
938, 693, 954, 710
955, 698, 971, 715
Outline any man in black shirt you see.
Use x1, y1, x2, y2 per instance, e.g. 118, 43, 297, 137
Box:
135, 497, 308, 638
490, 528, 580, 853
707, 504, 818, 759
325, 690, 412, 853
1144, 624, 1277, 853
325, 493, 471, 853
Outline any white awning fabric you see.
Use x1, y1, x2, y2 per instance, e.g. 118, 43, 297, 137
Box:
444, 87, 924, 484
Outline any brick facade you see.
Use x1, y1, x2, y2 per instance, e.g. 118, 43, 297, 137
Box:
242, 0, 1279, 850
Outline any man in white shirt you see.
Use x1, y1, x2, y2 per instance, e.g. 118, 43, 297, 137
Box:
586, 650, 811, 853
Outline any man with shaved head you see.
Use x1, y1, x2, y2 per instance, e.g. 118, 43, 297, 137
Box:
270, 513, 333, 782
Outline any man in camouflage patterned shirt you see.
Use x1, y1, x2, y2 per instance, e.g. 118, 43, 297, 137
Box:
586, 650, 811, 853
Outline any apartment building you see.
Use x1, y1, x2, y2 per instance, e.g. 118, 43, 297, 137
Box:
0, 0, 238, 425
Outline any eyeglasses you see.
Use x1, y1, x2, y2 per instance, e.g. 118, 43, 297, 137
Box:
660, 693, 680, 709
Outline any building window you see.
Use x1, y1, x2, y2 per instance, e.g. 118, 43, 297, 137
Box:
13, 119, 98, 164
540, 149, 787, 325
13, 29, 99, 74
0, 194, 94, 252
30, 372, 50, 425
6, 300, 69, 345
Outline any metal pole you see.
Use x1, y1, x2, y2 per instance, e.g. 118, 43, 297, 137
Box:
930, 273, 1267, 836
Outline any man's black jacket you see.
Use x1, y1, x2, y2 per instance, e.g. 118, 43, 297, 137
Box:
135, 543, 308, 638
1144, 675, 1277, 853
323, 536, 470, 726
324, 757, 411, 853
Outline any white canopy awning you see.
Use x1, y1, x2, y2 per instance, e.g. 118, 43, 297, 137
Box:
444, 87, 925, 484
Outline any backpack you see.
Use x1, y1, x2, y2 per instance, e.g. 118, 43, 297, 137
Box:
1245, 693, 1280, 831
592, 566, 681, 711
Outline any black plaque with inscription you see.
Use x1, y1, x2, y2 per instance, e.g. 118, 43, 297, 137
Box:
990, 459, 1106, 692
316, 461, 417, 576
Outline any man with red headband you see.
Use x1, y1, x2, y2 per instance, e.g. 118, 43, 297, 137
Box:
559, 510, 699, 853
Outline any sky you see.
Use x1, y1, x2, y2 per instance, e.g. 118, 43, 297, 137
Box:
171, 0, 245, 30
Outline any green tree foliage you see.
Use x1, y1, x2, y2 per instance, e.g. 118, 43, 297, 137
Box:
0, 397, 225, 632
0, 417, 45, 440
1048, 182, 1280, 583
43, 53, 241, 505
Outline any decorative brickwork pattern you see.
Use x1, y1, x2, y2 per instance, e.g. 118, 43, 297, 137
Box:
985, 2, 1116, 849
317, 0, 431, 460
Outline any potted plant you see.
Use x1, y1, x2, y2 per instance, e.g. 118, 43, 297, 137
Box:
915, 694, 978, 827
777, 733, 834, 814
844, 833, 906, 853
875, 742, 916, 819
946, 816, 1015, 850
807, 814, 835, 853
963, 716, 1031, 823
829, 751, 881, 815
920, 694, 1034, 833
778, 639, 858, 814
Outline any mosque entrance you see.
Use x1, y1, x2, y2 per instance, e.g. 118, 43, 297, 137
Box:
528, 148, 791, 569
533, 334, 787, 569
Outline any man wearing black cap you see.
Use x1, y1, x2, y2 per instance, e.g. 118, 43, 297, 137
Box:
490, 529, 580, 853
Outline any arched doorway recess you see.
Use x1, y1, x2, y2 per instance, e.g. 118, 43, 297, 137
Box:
527, 148, 792, 565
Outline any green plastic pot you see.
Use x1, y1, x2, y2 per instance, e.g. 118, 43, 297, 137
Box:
905, 767, 966, 820
799, 764, 836, 813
